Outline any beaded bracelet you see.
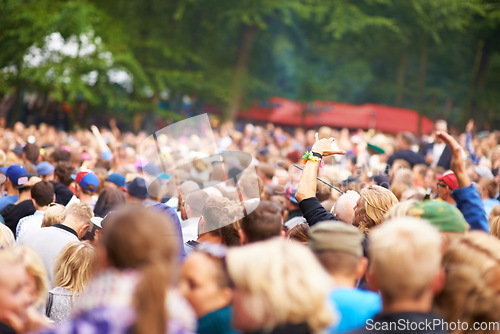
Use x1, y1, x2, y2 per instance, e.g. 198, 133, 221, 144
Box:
302, 151, 323, 167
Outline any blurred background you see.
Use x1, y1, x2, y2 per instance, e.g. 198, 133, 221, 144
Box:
1, 0, 499, 132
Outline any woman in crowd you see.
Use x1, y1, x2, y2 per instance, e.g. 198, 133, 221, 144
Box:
179, 243, 238, 334
46, 241, 95, 322
226, 238, 335, 334
15, 246, 48, 312
39, 205, 193, 334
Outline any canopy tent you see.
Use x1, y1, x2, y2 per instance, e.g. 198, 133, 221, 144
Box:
237, 97, 434, 135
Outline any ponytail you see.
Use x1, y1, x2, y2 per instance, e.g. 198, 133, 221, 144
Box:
132, 261, 169, 334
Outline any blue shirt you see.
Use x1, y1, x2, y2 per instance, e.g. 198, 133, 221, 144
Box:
483, 198, 500, 217
329, 288, 382, 333
0, 195, 18, 212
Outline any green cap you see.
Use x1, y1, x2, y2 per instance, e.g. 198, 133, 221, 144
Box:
367, 143, 385, 154
308, 221, 364, 257
408, 200, 468, 233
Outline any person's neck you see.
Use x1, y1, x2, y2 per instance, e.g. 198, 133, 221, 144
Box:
444, 196, 456, 205
16, 192, 31, 203
331, 274, 357, 288
78, 194, 93, 204
382, 290, 434, 314
127, 197, 143, 204
197, 233, 222, 244
36, 205, 49, 212
6, 186, 18, 196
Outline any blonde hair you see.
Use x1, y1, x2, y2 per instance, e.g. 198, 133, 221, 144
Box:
42, 203, 65, 227
443, 232, 500, 289
0, 223, 15, 248
14, 246, 48, 309
436, 232, 500, 332
226, 238, 334, 332
369, 217, 442, 301
64, 203, 94, 223
491, 216, 500, 239
357, 185, 399, 234
53, 241, 95, 298
383, 199, 419, 221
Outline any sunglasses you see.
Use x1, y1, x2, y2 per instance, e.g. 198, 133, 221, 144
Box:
437, 182, 449, 188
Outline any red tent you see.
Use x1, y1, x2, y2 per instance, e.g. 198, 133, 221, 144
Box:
237, 97, 434, 135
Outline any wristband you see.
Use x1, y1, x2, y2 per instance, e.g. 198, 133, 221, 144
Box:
302, 151, 323, 167
312, 151, 323, 159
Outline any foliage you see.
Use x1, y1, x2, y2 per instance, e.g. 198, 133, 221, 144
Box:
1, 0, 499, 129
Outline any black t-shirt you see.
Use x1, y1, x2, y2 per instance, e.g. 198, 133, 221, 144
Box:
0, 321, 15, 334
51, 181, 74, 206
1, 200, 36, 237
352, 311, 447, 334
298, 197, 338, 226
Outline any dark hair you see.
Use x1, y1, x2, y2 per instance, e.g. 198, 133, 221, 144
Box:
286, 224, 309, 244
94, 188, 126, 218
54, 162, 75, 186
220, 223, 240, 246
184, 191, 209, 218
240, 201, 282, 243
23, 143, 40, 164
50, 149, 71, 163
31, 181, 54, 207
102, 205, 178, 334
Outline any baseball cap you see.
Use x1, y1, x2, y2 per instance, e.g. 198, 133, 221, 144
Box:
105, 173, 126, 188
284, 185, 298, 204
36, 161, 55, 176
436, 170, 458, 190
474, 166, 494, 180
126, 177, 149, 199
72, 171, 99, 192
1, 165, 29, 189
90, 217, 103, 229
408, 200, 468, 233
308, 221, 364, 257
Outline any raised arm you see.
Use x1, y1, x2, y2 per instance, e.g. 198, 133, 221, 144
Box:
296, 133, 345, 226
437, 131, 489, 232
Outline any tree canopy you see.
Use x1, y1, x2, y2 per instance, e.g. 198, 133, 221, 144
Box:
1, 0, 499, 129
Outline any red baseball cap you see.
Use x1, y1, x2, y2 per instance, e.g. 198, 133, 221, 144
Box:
436, 170, 458, 190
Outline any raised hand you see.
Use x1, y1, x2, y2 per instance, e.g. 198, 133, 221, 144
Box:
436, 131, 470, 188
311, 132, 346, 156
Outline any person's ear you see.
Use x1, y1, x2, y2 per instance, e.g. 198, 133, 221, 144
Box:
356, 257, 369, 279
238, 229, 247, 245
365, 267, 379, 293
78, 223, 90, 239
432, 267, 446, 294
218, 286, 233, 305
31, 199, 36, 207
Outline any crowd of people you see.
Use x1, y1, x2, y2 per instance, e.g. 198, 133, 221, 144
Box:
1, 117, 500, 333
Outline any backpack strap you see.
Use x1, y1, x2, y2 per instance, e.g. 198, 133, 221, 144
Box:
45, 291, 54, 317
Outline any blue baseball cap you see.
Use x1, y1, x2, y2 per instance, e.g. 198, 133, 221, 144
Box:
36, 161, 55, 176
1, 165, 29, 188
105, 173, 126, 188
71, 171, 99, 192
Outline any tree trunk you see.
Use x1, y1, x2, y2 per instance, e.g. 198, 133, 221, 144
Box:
223, 24, 259, 123
394, 53, 408, 107
469, 39, 492, 124
416, 42, 428, 112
